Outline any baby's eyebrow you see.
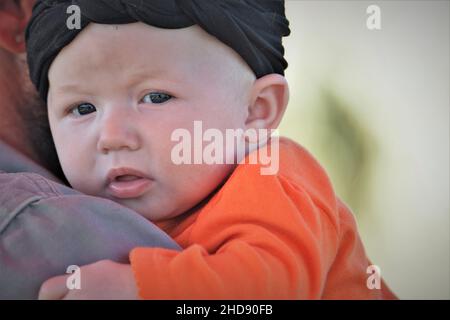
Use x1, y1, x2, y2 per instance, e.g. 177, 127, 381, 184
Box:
125, 66, 187, 86
54, 83, 83, 93
127, 69, 170, 84
52, 69, 184, 97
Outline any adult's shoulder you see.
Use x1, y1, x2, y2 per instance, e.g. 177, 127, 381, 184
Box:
0, 171, 179, 299
0, 171, 68, 215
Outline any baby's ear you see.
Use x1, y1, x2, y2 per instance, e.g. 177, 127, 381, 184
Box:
0, 0, 34, 54
245, 74, 289, 132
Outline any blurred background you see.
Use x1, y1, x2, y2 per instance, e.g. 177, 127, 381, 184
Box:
282, 0, 449, 299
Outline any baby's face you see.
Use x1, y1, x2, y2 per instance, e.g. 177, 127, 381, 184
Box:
47, 22, 255, 221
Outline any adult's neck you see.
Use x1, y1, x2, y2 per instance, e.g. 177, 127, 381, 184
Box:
0, 49, 41, 165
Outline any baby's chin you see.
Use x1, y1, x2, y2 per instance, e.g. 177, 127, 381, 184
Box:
112, 194, 193, 222
91, 167, 232, 221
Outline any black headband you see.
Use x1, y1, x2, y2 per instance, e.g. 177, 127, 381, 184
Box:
25, 0, 291, 101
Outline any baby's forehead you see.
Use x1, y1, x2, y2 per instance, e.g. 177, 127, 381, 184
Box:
52, 23, 251, 83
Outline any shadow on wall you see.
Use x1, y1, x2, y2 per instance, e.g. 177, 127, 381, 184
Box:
303, 86, 378, 217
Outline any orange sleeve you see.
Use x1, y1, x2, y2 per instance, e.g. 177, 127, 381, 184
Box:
129, 138, 393, 299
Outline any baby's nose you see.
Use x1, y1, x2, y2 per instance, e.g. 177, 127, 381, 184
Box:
96, 110, 141, 154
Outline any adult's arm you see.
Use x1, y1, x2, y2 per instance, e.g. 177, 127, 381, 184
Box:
0, 171, 180, 299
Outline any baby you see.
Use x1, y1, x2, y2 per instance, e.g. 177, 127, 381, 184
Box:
26, 0, 396, 299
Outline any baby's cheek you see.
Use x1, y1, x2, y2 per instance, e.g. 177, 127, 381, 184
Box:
71, 177, 101, 197
60, 156, 96, 194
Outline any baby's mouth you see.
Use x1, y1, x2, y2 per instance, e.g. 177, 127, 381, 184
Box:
115, 175, 141, 182
106, 168, 154, 199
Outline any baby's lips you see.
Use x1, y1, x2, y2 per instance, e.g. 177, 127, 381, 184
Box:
105, 167, 155, 198
107, 177, 154, 199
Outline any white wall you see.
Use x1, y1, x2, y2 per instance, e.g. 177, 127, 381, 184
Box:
281, 0, 449, 299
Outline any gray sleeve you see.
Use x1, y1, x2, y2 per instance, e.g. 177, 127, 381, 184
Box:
0, 174, 180, 299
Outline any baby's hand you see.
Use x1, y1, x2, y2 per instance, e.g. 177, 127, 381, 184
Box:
38, 260, 139, 300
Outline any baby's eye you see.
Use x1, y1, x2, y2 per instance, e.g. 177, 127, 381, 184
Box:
141, 92, 172, 104
70, 103, 97, 116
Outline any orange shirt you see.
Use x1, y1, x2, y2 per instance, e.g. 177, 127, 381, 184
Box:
130, 137, 397, 299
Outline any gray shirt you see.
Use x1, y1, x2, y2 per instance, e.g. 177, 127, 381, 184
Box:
0, 141, 179, 299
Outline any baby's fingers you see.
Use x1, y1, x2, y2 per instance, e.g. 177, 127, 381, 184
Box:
38, 275, 69, 300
